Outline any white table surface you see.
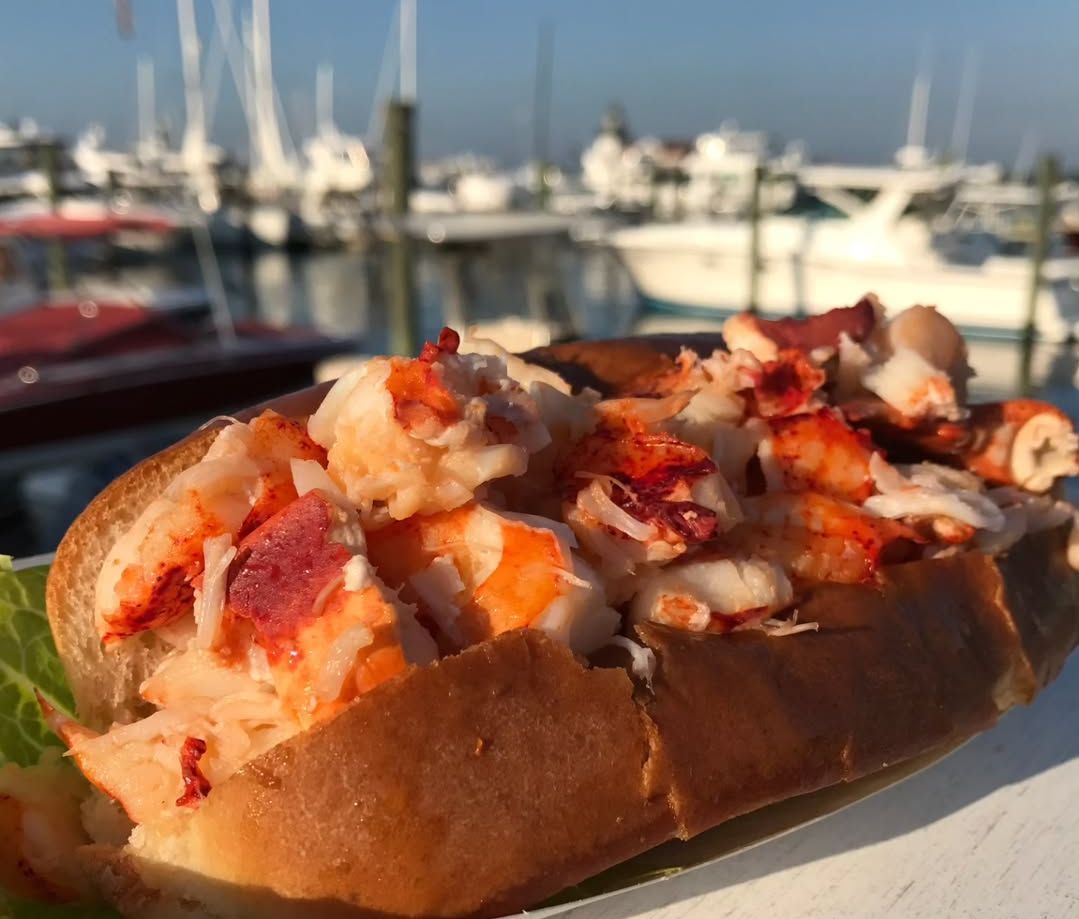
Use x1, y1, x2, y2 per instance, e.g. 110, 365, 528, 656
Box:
561, 654, 1079, 919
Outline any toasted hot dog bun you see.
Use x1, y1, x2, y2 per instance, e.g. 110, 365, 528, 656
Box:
46, 382, 333, 731
47, 337, 1079, 917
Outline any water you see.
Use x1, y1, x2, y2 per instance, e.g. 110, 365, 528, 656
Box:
4, 238, 1079, 555
99, 240, 642, 351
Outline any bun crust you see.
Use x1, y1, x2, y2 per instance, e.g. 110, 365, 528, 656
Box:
111, 630, 674, 919
45, 338, 1079, 917
47, 426, 221, 730
641, 526, 1078, 838
48, 383, 334, 730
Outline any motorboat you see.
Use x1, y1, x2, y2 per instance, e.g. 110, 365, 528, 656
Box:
580, 107, 800, 218
412, 155, 519, 216
0, 299, 352, 452
679, 122, 803, 217
609, 158, 1079, 341
0, 163, 355, 455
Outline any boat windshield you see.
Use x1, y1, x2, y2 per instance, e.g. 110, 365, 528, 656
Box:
783, 188, 846, 219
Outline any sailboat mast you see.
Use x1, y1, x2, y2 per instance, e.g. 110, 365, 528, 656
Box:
177, 0, 208, 167
250, 0, 290, 182
136, 55, 155, 150
365, 2, 401, 144
242, 13, 258, 171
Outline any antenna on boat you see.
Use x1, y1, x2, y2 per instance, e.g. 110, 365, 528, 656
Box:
316, 63, 335, 139
200, 0, 226, 130
242, 11, 257, 168
895, 40, 933, 169
177, 0, 206, 160
1013, 127, 1039, 181
949, 48, 979, 164
905, 43, 932, 153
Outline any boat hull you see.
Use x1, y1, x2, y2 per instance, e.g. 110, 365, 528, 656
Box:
612, 227, 1079, 341
248, 203, 308, 249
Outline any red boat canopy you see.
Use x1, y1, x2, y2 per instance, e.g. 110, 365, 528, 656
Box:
0, 301, 189, 371
0, 212, 174, 240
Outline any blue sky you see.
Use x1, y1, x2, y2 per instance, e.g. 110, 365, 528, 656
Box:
2, 1, 1076, 170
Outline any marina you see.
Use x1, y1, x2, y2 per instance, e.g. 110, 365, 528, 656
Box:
5, 236, 1079, 554
3, 3, 1079, 919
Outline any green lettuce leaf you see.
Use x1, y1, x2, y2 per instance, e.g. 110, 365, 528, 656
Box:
0, 560, 120, 917
0, 560, 75, 768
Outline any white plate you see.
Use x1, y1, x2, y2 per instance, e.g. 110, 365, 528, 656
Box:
12, 553, 55, 571
516, 738, 967, 917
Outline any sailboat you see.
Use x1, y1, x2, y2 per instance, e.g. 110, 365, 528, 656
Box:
239, 0, 375, 247
299, 65, 375, 245
241, 0, 303, 248
72, 34, 225, 214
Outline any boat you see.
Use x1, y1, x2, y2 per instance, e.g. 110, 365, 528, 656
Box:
73, 22, 225, 215
579, 105, 653, 213
243, 1, 374, 248
0, 164, 356, 457
940, 177, 1079, 247
679, 121, 803, 217
579, 107, 801, 219
452, 170, 516, 214
0, 120, 68, 202
298, 65, 375, 246
0, 186, 220, 323
609, 71, 1079, 344
0, 300, 351, 453
0, 197, 176, 241
609, 159, 1079, 341
412, 155, 519, 216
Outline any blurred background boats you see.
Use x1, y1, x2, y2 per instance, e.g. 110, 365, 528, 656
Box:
3, 0, 1079, 553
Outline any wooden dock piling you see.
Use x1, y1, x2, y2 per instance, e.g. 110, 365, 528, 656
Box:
1019, 154, 1057, 395
747, 161, 765, 314
383, 99, 418, 356
40, 141, 68, 292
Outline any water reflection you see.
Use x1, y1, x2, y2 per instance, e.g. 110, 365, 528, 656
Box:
224, 241, 640, 353
21, 237, 1079, 408
5, 237, 1079, 555
965, 338, 1079, 403
248, 253, 296, 328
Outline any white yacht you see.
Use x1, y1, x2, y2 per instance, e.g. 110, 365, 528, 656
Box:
609, 157, 1079, 341
679, 121, 803, 217
579, 108, 801, 218
579, 106, 654, 212
412, 155, 517, 215
0, 120, 56, 201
